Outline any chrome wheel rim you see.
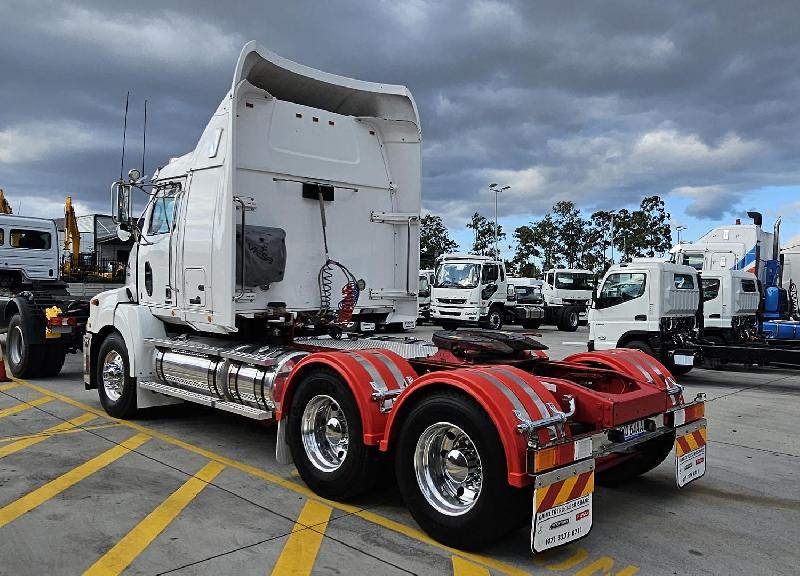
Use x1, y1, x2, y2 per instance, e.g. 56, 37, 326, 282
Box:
570, 312, 578, 327
301, 394, 349, 472
414, 422, 483, 516
8, 325, 24, 366
489, 311, 501, 329
101, 350, 125, 402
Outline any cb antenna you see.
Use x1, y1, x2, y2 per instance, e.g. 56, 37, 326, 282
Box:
119, 91, 130, 181
141, 99, 148, 179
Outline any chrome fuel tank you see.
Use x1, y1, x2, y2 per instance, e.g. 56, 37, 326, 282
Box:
224, 346, 308, 410
154, 349, 226, 398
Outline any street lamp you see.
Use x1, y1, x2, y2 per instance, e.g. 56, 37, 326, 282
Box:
675, 225, 687, 245
607, 210, 617, 264
489, 183, 510, 259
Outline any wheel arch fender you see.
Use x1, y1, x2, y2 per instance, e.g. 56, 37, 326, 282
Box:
615, 330, 653, 349
563, 349, 677, 393
381, 366, 567, 488
276, 349, 416, 446
106, 303, 167, 378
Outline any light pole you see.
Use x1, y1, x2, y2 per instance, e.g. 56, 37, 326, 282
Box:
489, 183, 510, 259
675, 225, 687, 245
608, 210, 617, 265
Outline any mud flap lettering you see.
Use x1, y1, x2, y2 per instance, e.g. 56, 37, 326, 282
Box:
531, 467, 594, 553
676, 426, 706, 488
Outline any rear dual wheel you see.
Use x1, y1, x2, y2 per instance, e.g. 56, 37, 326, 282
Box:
557, 307, 580, 332
394, 391, 529, 550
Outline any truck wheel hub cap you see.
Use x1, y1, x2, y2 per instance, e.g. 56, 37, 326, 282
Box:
8, 326, 24, 365
101, 350, 124, 402
301, 395, 349, 472
414, 422, 483, 516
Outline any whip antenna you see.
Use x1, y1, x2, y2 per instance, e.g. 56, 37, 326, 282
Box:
141, 99, 148, 178
119, 91, 130, 181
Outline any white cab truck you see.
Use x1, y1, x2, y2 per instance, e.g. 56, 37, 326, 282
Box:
0, 215, 93, 377
700, 269, 760, 344
417, 268, 434, 323
539, 268, 593, 331
85, 41, 708, 555
589, 260, 699, 375
430, 254, 519, 330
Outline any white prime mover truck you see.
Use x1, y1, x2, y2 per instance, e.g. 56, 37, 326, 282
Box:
84, 41, 707, 554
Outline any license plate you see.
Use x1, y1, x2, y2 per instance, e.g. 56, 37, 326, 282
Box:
531, 470, 594, 553
616, 419, 647, 441
359, 322, 376, 332
673, 354, 694, 366
675, 426, 706, 488
402, 320, 416, 330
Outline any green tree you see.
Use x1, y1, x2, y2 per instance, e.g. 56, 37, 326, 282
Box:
466, 212, 505, 259
551, 201, 588, 269
420, 214, 458, 268
512, 224, 540, 276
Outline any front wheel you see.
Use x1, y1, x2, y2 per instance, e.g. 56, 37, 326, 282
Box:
482, 306, 503, 330
557, 307, 580, 332
395, 391, 529, 550
96, 332, 138, 419
521, 319, 541, 330
438, 320, 460, 331
667, 362, 693, 376
288, 368, 377, 501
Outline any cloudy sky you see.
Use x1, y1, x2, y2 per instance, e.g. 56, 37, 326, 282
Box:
2, 0, 799, 255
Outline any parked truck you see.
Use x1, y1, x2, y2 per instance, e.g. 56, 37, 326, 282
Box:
0, 214, 93, 377
417, 268, 434, 324
85, 41, 707, 554
539, 268, 594, 331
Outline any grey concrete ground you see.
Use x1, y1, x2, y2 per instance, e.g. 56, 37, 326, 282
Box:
0, 325, 798, 575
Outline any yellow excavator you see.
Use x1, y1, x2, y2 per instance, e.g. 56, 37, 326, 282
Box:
63, 195, 80, 275
0, 188, 13, 214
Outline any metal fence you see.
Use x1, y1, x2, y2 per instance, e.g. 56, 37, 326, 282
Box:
61, 254, 127, 283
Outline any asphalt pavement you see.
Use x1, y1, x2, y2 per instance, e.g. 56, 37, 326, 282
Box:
0, 325, 797, 575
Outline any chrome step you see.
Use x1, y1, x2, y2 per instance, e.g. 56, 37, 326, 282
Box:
139, 381, 272, 420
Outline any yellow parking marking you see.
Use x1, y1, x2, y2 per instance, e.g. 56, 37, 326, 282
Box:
0, 433, 150, 529
0, 396, 53, 419
0, 422, 118, 444
271, 500, 332, 576
0, 383, 19, 392
83, 460, 225, 576
543, 547, 589, 570
16, 379, 527, 576
452, 556, 491, 575
574, 556, 638, 575
0, 413, 96, 458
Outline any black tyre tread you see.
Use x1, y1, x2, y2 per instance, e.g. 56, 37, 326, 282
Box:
521, 319, 541, 329
557, 307, 580, 332
623, 340, 655, 358
394, 389, 529, 550
597, 432, 675, 486
487, 305, 504, 330
41, 343, 67, 377
288, 367, 377, 501
6, 310, 46, 378
96, 332, 138, 419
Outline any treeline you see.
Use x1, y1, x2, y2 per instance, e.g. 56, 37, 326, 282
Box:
420, 195, 672, 275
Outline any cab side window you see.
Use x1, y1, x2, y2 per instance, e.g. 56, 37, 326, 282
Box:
481, 264, 499, 284
147, 194, 177, 236
702, 278, 721, 301
596, 272, 647, 309
741, 279, 757, 293
674, 273, 695, 289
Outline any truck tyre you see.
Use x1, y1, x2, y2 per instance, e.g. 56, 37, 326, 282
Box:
6, 311, 45, 378
41, 343, 67, 377
288, 367, 377, 501
96, 332, 138, 419
439, 321, 459, 331
521, 319, 541, 330
482, 306, 504, 330
557, 307, 580, 332
703, 335, 726, 370
623, 340, 655, 358
395, 390, 529, 550
667, 362, 693, 377
597, 432, 674, 486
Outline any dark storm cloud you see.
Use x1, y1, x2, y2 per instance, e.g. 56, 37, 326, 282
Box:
1, 0, 798, 223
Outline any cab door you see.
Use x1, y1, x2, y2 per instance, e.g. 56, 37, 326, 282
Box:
590, 271, 650, 348
137, 184, 181, 314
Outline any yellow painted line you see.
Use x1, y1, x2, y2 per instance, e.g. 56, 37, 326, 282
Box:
271, 500, 332, 575
14, 379, 528, 576
452, 556, 491, 575
0, 383, 20, 392
0, 433, 150, 529
0, 413, 96, 458
0, 422, 118, 444
0, 396, 53, 419
83, 460, 225, 576
574, 556, 638, 576
544, 547, 588, 570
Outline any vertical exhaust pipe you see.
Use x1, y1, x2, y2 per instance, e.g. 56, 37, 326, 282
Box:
747, 211, 763, 280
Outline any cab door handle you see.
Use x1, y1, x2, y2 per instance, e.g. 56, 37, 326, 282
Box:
634, 314, 647, 321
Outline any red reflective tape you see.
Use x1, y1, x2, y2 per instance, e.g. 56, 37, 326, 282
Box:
567, 471, 592, 502
676, 436, 691, 455
538, 479, 565, 512
692, 430, 706, 447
